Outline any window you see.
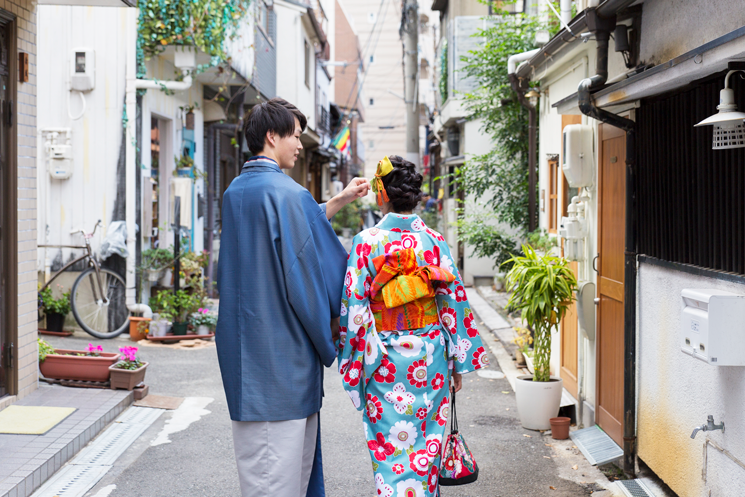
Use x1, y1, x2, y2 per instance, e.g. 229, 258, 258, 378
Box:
369, 98, 374, 106
304, 40, 311, 88
548, 158, 559, 233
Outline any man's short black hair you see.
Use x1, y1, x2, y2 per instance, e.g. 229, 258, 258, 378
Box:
243, 98, 307, 154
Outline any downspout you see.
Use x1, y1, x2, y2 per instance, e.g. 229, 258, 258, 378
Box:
125, 8, 195, 316
577, 6, 637, 477
508, 49, 540, 232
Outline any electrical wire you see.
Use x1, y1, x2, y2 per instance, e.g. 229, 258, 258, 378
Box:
68, 91, 86, 121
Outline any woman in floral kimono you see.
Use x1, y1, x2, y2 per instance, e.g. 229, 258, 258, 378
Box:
337, 155, 488, 497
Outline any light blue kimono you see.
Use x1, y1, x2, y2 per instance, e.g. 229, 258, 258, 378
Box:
216, 158, 347, 496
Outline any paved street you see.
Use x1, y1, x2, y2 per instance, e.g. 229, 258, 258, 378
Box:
44, 318, 605, 497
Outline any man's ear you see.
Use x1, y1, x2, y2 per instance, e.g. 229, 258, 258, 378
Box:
265, 130, 277, 149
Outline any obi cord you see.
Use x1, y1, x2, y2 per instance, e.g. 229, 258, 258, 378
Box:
371, 156, 394, 206
369, 248, 456, 331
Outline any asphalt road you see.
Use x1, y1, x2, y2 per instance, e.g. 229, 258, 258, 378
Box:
44, 319, 593, 497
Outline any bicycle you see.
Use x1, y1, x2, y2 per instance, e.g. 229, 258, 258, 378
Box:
39, 220, 129, 339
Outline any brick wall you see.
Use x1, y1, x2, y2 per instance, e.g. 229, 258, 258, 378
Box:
13, 0, 37, 400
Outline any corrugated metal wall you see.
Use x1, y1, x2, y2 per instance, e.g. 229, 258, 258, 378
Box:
636, 71, 745, 274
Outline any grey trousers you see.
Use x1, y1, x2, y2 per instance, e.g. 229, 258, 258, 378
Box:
231, 413, 318, 497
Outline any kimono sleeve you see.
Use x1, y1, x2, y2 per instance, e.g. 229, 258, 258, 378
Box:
284, 209, 347, 368
336, 235, 375, 411
434, 240, 489, 374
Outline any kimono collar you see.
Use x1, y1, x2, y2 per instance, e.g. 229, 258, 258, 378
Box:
242, 156, 281, 173
376, 213, 424, 232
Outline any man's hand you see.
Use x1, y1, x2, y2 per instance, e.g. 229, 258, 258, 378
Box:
451, 372, 463, 393
326, 178, 370, 219
331, 317, 340, 344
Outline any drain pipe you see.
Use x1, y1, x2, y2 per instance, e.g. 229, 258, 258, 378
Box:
577, 7, 637, 477
124, 8, 195, 316
508, 49, 540, 232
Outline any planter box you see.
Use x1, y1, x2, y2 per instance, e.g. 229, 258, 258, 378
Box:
515, 374, 563, 430
39, 349, 120, 382
109, 362, 148, 390
129, 317, 151, 341
45, 312, 66, 333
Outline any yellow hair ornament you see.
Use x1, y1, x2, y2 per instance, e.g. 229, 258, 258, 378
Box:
371, 156, 394, 206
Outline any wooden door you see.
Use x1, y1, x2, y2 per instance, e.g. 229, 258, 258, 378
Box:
596, 124, 626, 446
558, 115, 582, 399
560, 261, 579, 398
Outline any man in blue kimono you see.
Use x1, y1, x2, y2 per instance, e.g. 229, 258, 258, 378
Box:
216, 98, 368, 497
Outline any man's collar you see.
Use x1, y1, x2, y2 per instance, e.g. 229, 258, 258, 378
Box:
243, 156, 281, 172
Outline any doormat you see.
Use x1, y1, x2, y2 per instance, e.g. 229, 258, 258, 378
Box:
569, 425, 623, 466
133, 395, 184, 410
0, 405, 76, 435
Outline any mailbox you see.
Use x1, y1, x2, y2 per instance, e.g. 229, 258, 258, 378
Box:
681, 289, 745, 366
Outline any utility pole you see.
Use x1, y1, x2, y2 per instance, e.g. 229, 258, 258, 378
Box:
402, 0, 420, 167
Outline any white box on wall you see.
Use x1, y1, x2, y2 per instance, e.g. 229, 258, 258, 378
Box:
681, 289, 745, 366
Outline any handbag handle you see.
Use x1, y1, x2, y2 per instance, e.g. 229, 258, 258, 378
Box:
450, 386, 459, 434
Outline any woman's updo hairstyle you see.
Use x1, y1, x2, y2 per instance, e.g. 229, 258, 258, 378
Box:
381, 155, 424, 213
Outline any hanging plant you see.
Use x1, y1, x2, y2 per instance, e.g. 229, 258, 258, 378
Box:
137, 0, 252, 63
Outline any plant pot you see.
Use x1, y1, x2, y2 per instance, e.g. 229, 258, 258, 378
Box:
524, 353, 535, 374
149, 320, 169, 337
109, 362, 148, 390
45, 312, 66, 333
550, 417, 571, 440
39, 349, 120, 382
129, 317, 151, 341
146, 268, 165, 283
172, 322, 188, 335
514, 375, 563, 430
196, 325, 210, 336
494, 272, 506, 291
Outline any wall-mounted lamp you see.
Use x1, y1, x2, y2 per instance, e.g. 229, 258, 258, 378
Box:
695, 64, 745, 150
525, 89, 540, 107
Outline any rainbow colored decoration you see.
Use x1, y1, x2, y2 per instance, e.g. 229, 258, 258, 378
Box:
332, 126, 351, 155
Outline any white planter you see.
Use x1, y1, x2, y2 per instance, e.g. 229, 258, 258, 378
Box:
524, 353, 535, 374
514, 375, 563, 430
150, 320, 169, 337
196, 325, 210, 336
146, 269, 165, 283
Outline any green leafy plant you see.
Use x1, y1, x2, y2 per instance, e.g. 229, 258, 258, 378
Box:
504, 245, 577, 382
331, 202, 364, 235
455, 5, 560, 234
142, 247, 175, 271
455, 211, 520, 270
527, 229, 558, 253
137, 0, 251, 61
175, 153, 194, 171
173, 289, 204, 322
149, 290, 177, 321
39, 285, 71, 316
38, 338, 55, 362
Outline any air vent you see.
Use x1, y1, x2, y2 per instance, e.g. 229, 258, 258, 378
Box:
569, 425, 623, 466
617, 479, 657, 497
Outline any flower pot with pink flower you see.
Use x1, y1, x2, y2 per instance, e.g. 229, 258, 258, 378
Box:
109, 346, 148, 390
189, 308, 217, 335
39, 340, 119, 382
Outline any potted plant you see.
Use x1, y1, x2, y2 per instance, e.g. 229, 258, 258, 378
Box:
180, 250, 209, 289
504, 244, 577, 430
189, 308, 217, 335
512, 327, 533, 368
173, 290, 202, 335
141, 247, 174, 283
39, 285, 71, 333
109, 346, 148, 390
331, 202, 363, 237
174, 153, 194, 177
38, 339, 120, 382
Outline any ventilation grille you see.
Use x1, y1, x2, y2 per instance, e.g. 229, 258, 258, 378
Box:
569, 425, 623, 466
617, 479, 657, 497
713, 124, 745, 149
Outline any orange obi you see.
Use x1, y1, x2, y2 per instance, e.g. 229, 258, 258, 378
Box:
369, 248, 456, 331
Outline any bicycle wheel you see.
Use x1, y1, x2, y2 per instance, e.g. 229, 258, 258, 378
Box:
71, 267, 129, 339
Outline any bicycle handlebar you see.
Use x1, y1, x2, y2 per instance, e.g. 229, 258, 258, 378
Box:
70, 220, 103, 238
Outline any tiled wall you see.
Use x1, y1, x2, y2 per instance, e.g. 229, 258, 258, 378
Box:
13, 0, 37, 400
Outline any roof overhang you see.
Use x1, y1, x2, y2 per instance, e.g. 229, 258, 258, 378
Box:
553, 25, 745, 113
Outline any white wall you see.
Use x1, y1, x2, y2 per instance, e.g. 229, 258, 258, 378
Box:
37, 6, 128, 270
637, 261, 745, 497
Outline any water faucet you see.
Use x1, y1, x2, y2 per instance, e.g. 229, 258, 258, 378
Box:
691, 415, 725, 439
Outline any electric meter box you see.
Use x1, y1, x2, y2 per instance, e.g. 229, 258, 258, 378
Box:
71, 48, 95, 92
562, 124, 594, 187
48, 143, 73, 180
681, 289, 745, 366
